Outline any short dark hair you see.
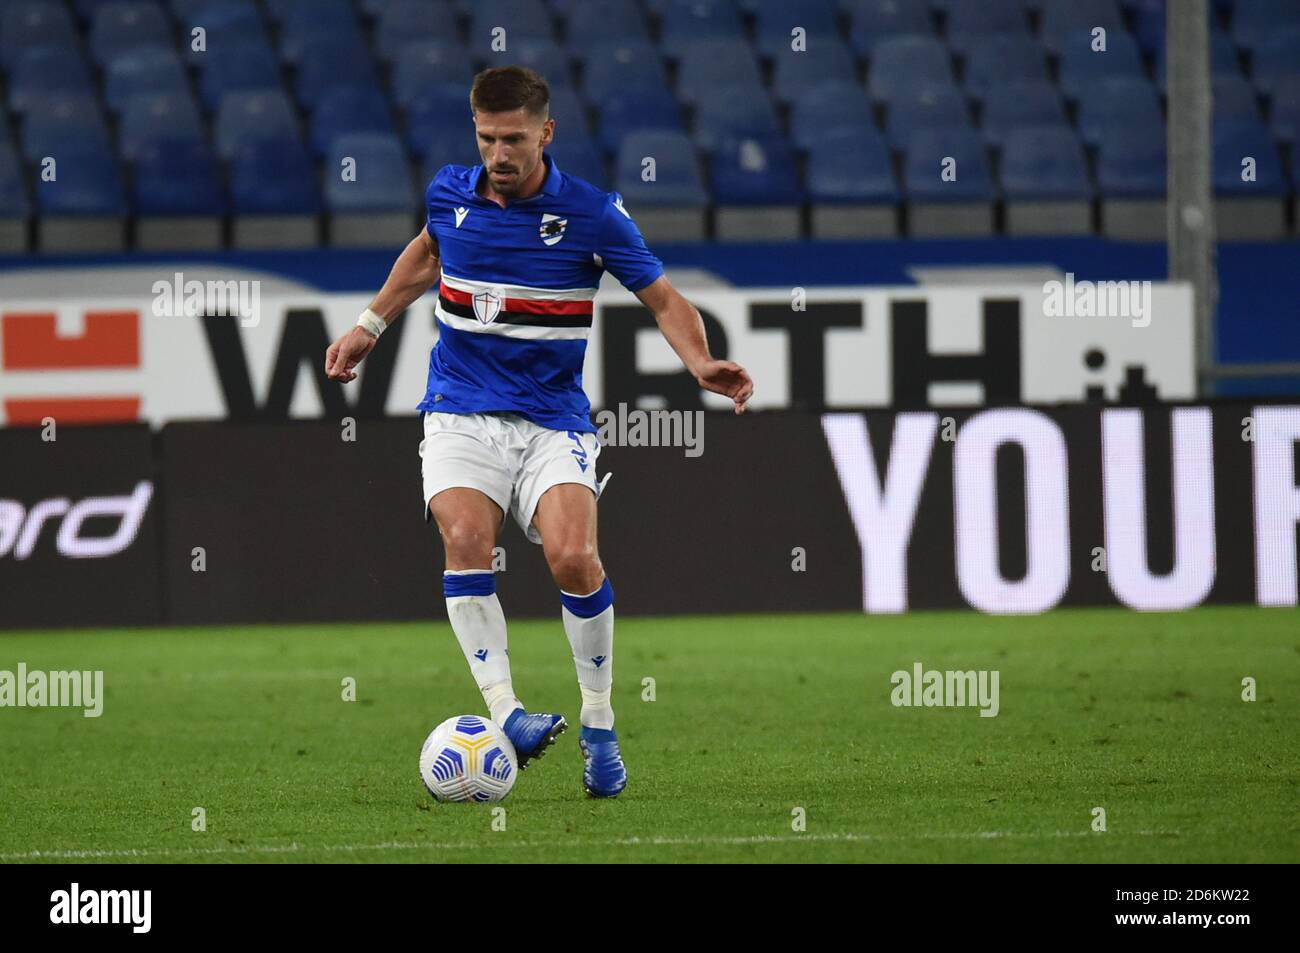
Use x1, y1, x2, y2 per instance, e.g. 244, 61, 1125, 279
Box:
470, 66, 550, 118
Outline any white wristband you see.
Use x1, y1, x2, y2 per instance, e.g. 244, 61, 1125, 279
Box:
356, 308, 387, 338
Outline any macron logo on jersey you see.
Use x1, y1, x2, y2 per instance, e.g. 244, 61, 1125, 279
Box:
454, 207, 469, 228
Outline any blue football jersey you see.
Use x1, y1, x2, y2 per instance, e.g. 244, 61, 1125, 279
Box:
419, 152, 664, 432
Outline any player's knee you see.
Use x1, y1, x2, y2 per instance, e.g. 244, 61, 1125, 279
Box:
546, 543, 602, 592
439, 519, 496, 566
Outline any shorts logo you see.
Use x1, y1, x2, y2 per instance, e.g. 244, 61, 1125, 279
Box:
472, 289, 503, 325
540, 213, 567, 246
567, 430, 589, 472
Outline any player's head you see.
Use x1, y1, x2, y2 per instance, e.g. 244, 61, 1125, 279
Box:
469, 66, 555, 196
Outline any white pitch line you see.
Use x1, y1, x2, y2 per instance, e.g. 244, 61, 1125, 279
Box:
0, 829, 1179, 861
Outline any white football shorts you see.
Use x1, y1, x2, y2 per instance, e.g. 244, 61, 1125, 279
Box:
419, 410, 609, 544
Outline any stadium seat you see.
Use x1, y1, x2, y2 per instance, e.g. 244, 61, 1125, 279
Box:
294, 39, 380, 110
1, 1, 79, 69
980, 80, 1065, 145
1076, 76, 1164, 148
1096, 127, 1166, 239
1270, 74, 1300, 143
325, 133, 416, 248
597, 88, 686, 156
886, 83, 972, 142
547, 136, 608, 188
216, 89, 302, 160
961, 34, 1049, 99
751, 0, 839, 59
392, 42, 472, 109
1213, 118, 1288, 238
903, 127, 997, 236
710, 135, 804, 240
34, 141, 128, 252
420, 138, 483, 185
807, 128, 900, 238
0, 142, 30, 253
788, 81, 879, 151
119, 91, 206, 161
88, 1, 171, 67
467, 0, 555, 51
770, 38, 859, 104
105, 48, 191, 115
20, 92, 111, 162
1231, 0, 1300, 53
1214, 74, 1261, 122
1250, 29, 1300, 97
693, 86, 782, 153
564, 0, 650, 45
132, 138, 226, 250
280, 6, 367, 66
185, 4, 272, 65
582, 41, 668, 104
406, 84, 474, 159
6, 45, 95, 114
943, 0, 1030, 41
846, 0, 935, 59
311, 87, 397, 159
1038, 0, 1126, 54
868, 36, 953, 100
230, 138, 321, 249
659, 0, 745, 60
675, 38, 764, 106
374, 0, 441, 63
614, 129, 707, 241
1154, 29, 1242, 91
547, 84, 592, 136
480, 38, 571, 84
199, 46, 283, 113
1000, 124, 1094, 235
1056, 31, 1146, 102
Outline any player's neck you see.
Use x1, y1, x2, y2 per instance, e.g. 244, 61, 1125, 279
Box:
478, 157, 549, 208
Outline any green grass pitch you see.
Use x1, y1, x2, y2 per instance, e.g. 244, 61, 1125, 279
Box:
1, 606, 1296, 863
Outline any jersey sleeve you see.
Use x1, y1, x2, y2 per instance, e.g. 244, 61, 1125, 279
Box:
595, 192, 665, 292
425, 166, 450, 241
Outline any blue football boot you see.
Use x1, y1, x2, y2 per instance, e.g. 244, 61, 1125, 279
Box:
579, 726, 628, 798
502, 708, 567, 769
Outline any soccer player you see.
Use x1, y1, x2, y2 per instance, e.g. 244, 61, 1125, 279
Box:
325, 67, 753, 797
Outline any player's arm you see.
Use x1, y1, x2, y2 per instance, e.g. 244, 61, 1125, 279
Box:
634, 275, 754, 414
325, 229, 442, 382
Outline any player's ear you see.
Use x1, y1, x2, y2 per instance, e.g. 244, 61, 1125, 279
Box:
540, 117, 555, 147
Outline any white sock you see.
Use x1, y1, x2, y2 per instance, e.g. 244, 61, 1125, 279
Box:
444, 570, 520, 726
560, 578, 615, 730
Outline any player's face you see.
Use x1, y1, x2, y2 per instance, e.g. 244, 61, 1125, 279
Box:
473, 109, 554, 195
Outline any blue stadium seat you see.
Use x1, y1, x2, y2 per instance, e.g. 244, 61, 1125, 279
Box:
374, 0, 441, 63
1095, 128, 1166, 197
547, 84, 591, 135
185, 4, 272, 64
1154, 29, 1242, 91
1250, 29, 1300, 97
660, 0, 745, 60
311, 87, 397, 158
1232, 0, 1300, 52
7, 45, 95, 114
467, 0, 555, 48
0, 142, 32, 222
1057, 31, 1145, 101
216, 89, 301, 159
421, 139, 483, 185
479, 38, 571, 85
693, 85, 782, 152
789, 81, 878, 151
961, 34, 1049, 99
1, 2, 79, 68
903, 128, 996, 200
199, 46, 283, 112
406, 84, 473, 158
710, 136, 804, 206
886, 84, 972, 142
1076, 76, 1164, 147
597, 88, 685, 155
1000, 124, 1092, 199
806, 128, 898, 203
868, 36, 953, 99
324, 133, 414, 212
280, 7, 367, 66
846, 0, 934, 59
295, 39, 379, 109
1213, 119, 1287, 196
230, 139, 321, 214
614, 130, 707, 205
392, 42, 471, 108
89, 2, 171, 67
675, 39, 764, 106
36, 142, 127, 215
1038, 0, 1126, 54
132, 139, 226, 216
105, 49, 191, 115
1214, 74, 1261, 122
944, 0, 1029, 39
980, 80, 1065, 145
751, 0, 839, 59
119, 91, 206, 160
547, 136, 608, 188
21, 93, 111, 161
770, 38, 859, 103
582, 41, 667, 104
1271, 74, 1300, 143
564, 0, 650, 45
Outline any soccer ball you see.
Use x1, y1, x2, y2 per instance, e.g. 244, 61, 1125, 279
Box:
419, 715, 518, 802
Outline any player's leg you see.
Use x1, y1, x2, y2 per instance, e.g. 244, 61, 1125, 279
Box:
532, 480, 628, 798
421, 413, 566, 767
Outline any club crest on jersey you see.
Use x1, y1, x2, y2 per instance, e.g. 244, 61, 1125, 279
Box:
540, 213, 568, 246
472, 288, 504, 325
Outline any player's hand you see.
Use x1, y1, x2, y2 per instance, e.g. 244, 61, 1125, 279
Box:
325, 327, 378, 383
695, 359, 754, 414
